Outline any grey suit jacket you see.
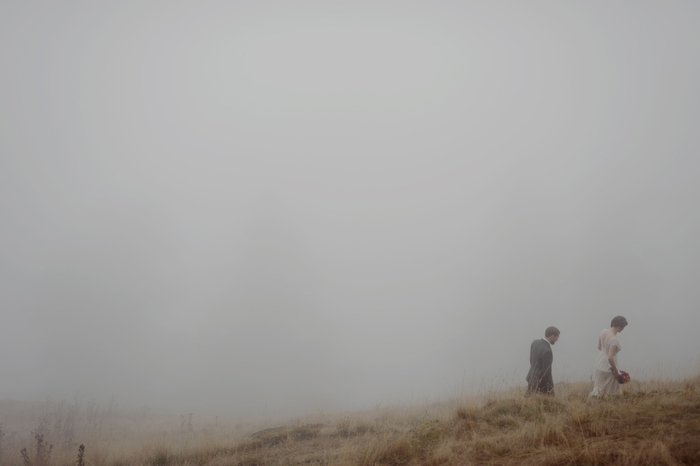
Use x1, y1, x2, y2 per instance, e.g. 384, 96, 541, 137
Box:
526, 338, 554, 394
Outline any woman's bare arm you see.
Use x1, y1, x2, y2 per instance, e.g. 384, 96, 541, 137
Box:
608, 344, 619, 376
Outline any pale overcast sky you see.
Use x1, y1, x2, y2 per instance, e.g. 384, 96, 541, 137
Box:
1, 1, 699, 416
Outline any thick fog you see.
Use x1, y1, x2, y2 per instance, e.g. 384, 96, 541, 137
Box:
1, 1, 699, 417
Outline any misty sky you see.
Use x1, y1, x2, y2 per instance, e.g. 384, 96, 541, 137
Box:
1, 1, 699, 417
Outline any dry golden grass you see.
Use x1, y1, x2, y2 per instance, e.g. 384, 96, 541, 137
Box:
2, 375, 700, 466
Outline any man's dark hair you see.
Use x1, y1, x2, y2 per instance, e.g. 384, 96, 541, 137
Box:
545, 326, 560, 338
611, 316, 628, 328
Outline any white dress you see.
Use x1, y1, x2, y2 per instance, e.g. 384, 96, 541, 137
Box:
590, 329, 622, 397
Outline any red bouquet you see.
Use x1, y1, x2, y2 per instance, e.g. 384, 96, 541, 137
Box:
617, 370, 631, 384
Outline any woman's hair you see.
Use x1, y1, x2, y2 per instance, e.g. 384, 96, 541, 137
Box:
611, 316, 628, 328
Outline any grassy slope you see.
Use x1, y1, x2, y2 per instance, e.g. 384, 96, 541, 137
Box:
4, 376, 700, 466
215, 377, 700, 466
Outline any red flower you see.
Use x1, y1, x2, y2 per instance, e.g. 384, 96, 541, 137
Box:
617, 370, 631, 384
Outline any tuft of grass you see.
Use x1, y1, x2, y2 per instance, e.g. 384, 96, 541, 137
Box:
359, 434, 415, 466
354, 421, 376, 436
289, 423, 323, 441
247, 426, 290, 449
20, 433, 53, 466
148, 445, 170, 466
76, 444, 85, 466
335, 417, 352, 438
334, 417, 375, 439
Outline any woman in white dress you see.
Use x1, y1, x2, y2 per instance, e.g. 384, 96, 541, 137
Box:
590, 316, 628, 397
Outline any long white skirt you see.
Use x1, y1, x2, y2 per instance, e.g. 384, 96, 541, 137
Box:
590, 352, 621, 397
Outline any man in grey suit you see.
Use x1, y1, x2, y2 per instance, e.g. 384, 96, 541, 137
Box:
526, 326, 560, 396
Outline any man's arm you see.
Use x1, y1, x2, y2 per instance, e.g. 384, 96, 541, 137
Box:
542, 350, 554, 394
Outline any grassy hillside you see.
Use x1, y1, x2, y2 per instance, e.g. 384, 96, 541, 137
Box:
2, 376, 699, 466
